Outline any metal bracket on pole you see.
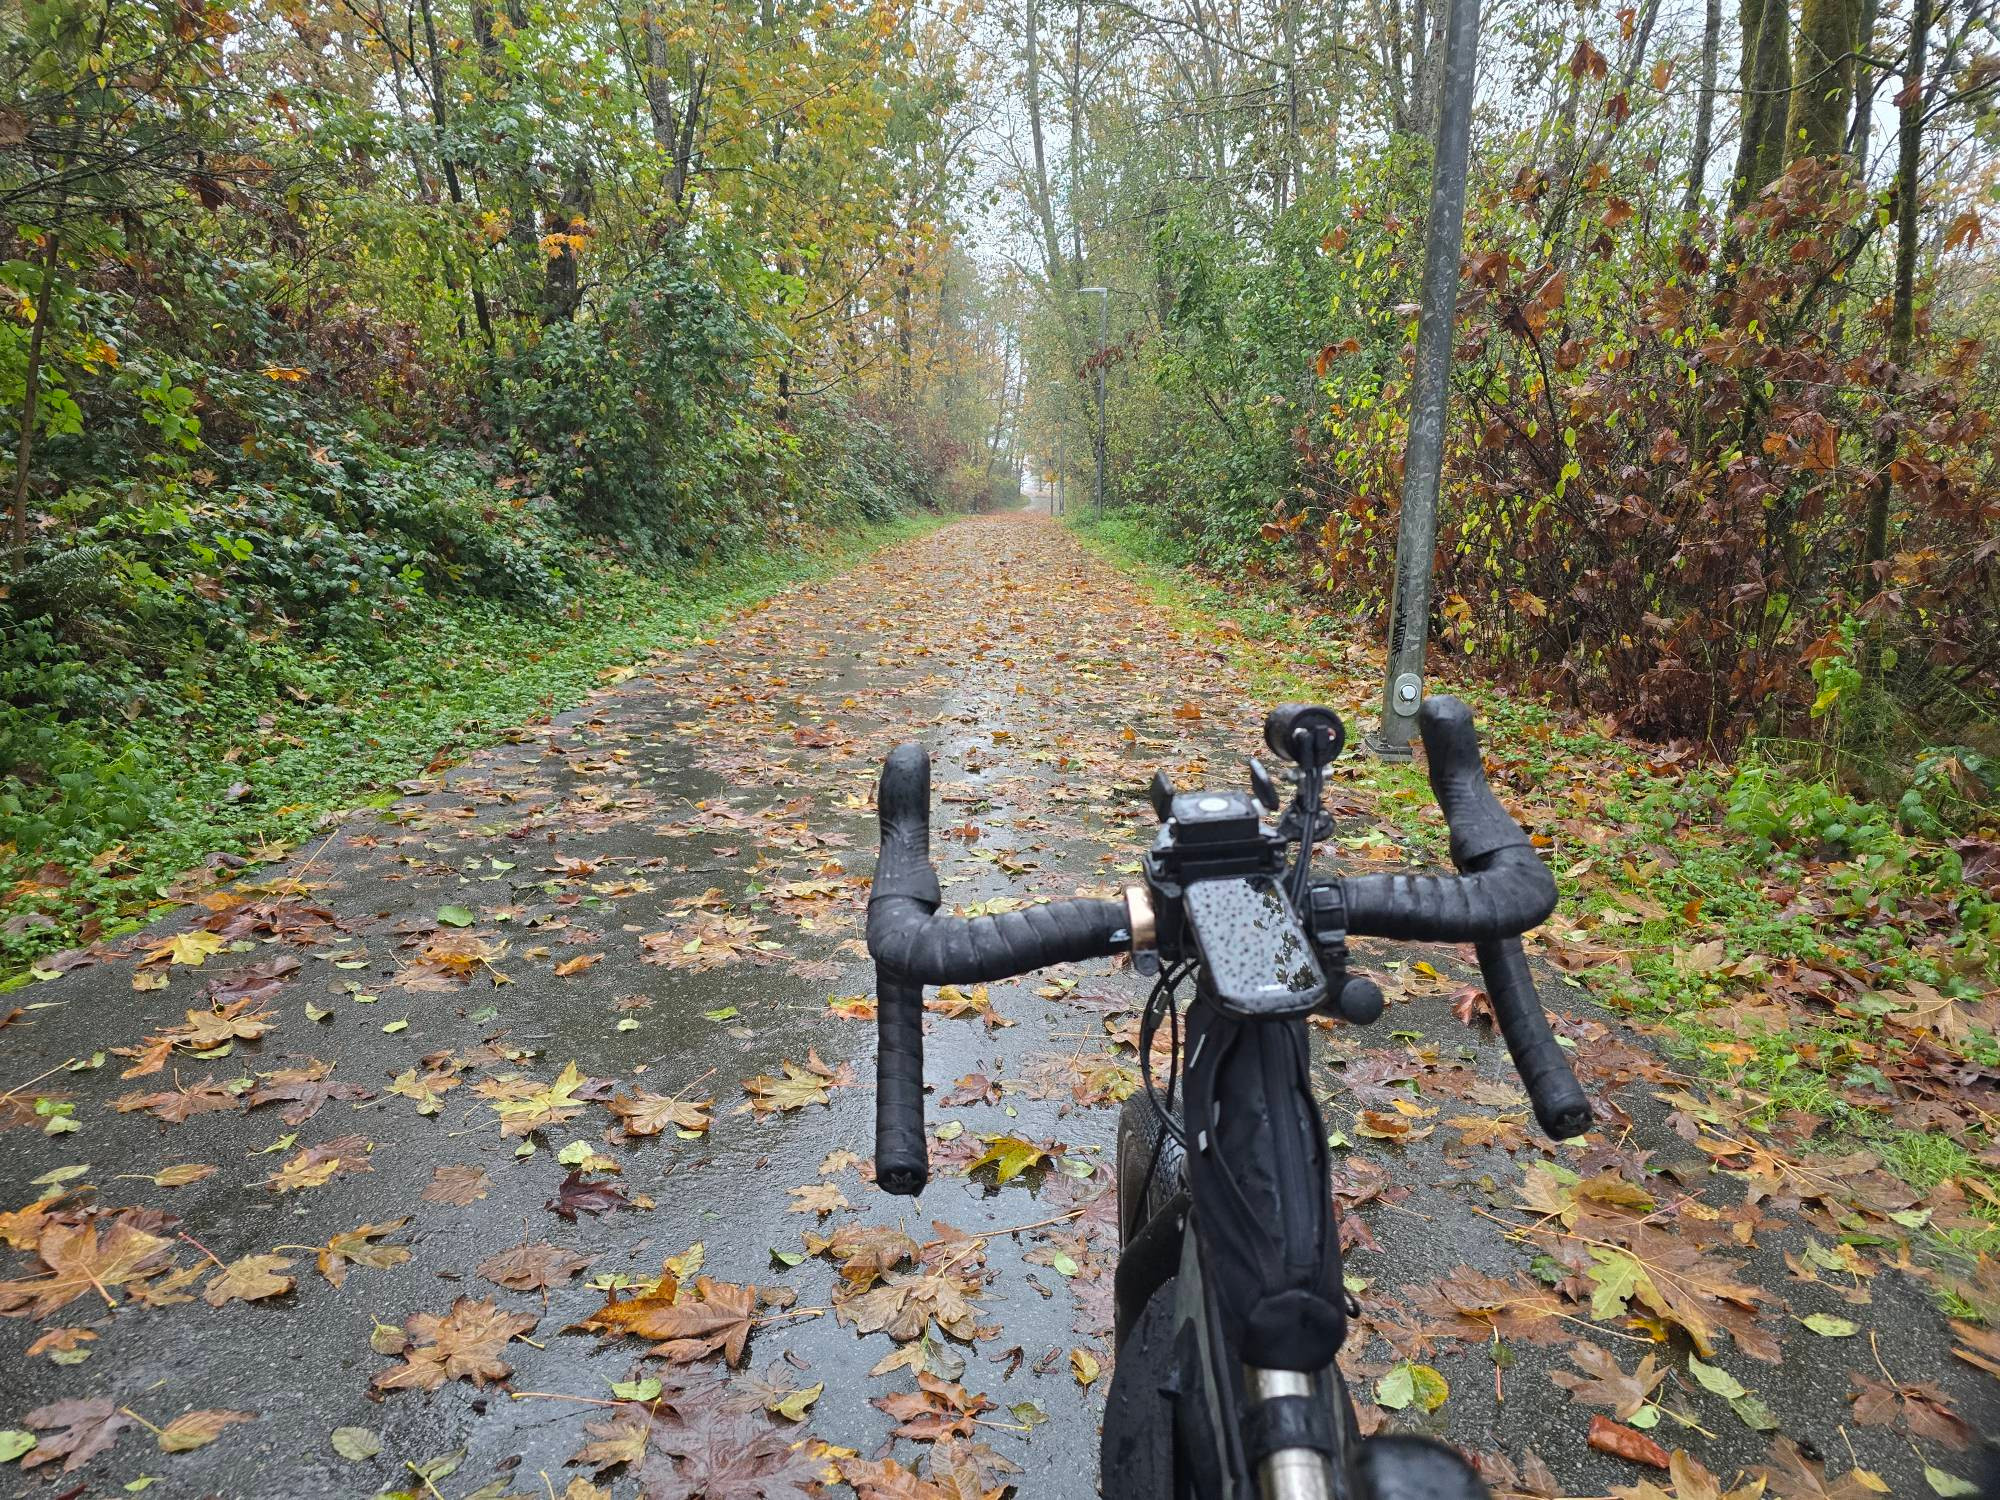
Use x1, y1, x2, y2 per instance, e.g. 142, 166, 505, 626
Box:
1364, 0, 1481, 762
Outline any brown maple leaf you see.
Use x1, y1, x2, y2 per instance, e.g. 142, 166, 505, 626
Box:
569, 1384, 819, 1497
1849, 1371, 1972, 1449
1548, 1340, 1667, 1420
177, 994, 278, 1049
800, 1223, 918, 1288
926, 1438, 1024, 1499
548, 1168, 631, 1221
871, 1371, 995, 1442
649, 1381, 824, 1498
837, 1456, 951, 1499
21, 1396, 133, 1472
262, 1134, 374, 1192
609, 1088, 713, 1137
317, 1219, 412, 1288
788, 1182, 848, 1218
423, 1164, 491, 1206
0, 1194, 61, 1252
1409, 1266, 1569, 1345
0, 1217, 177, 1318
247, 1059, 374, 1124
372, 1296, 537, 1392
1754, 1435, 1887, 1500
477, 1240, 593, 1292
836, 1267, 983, 1343
113, 1077, 243, 1124
639, 913, 777, 971
203, 1253, 296, 1307
206, 953, 300, 1008
740, 1060, 833, 1114
584, 1275, 757, 1366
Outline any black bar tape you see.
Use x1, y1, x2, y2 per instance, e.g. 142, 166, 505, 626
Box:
1368, 697, 1591, 1143
866, 742, 1130, 1196
1476, 937, 1592, 1138
1337, 848, 1556, 942
874, 968, 929, 1196
868, 741, 1127, 984
1418, 695, 1532, 868
870, 896, 1129, 985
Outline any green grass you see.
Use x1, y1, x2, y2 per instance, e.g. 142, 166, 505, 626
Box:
1065, 506, 2000, 1211
1, 513, 946, 984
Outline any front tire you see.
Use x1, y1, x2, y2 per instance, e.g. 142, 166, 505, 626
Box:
1116, 1092, 1185, 1247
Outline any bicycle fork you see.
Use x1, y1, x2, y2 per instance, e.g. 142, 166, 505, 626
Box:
1244, 1367, 1336, 1500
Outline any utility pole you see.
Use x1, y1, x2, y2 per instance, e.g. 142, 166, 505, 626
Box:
1055, 427, 1066, 515
1079, 286, 1109, 517
1364, 0, 1480, 760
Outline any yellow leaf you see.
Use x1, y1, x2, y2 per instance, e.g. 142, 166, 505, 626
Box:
147, 930, 227, 968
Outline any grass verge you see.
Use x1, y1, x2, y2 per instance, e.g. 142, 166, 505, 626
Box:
2, 513, 948, 985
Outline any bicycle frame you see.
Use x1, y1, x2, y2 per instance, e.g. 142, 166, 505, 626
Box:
1110, 988, 1356, 1500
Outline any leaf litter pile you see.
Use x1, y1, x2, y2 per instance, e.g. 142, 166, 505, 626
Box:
1, 516, 1995, 1497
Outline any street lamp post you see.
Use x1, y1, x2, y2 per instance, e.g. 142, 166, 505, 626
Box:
1364, 0, 1481, 760
1078, 286, 1110, 517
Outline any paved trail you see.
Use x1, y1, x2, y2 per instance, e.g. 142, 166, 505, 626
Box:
2, 517, 1991, 1498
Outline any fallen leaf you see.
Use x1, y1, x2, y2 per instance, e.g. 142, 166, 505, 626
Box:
609, 1089, 712, 1137
372, 1297, 537, 1392
203, 1254, 295, 1307
318, 1220, 411, 1288
423, 1164, 490, 1206
1550, 1342, 1666, 1419
477, 1241, 592, 1292
157, 1409, 255, 1453
0, 1218, 176, 1318
20, 1397, 131, 1473
330, 1425, 381, 1461
965, 1134, 1052, 1184
1588, 1413, 1670, 1470
579, 1276, 756, 1366
548, 1169, 631, 1221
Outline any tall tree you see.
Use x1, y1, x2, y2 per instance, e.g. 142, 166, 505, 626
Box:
1786, 0, 1864, 161
1684, 0, 1723, 212
1732, 0, 1793, 209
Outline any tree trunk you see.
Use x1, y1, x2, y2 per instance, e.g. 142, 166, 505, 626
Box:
1731, 0, 1792, 210
1786, 0, 1863, 162
1068, 0, 1085, 270
1856, 0, 1929, 612
896, 256, 913, 403
1023, 0, 1067, 287
541, 165, 589, 323
1683, 0, 1721, 213
417, 0, 495, 350
1845, 0, 1882, 167
9, 229, 58, 572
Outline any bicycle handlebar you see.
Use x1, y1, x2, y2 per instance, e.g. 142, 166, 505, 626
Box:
1409, 697, 1591, 1140
869, 742, 1129, 1194
865, 698, 1590, 1197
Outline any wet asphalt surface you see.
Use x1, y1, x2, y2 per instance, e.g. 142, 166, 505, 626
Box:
2, 515, 1995, 1499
